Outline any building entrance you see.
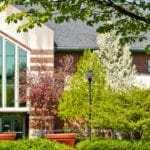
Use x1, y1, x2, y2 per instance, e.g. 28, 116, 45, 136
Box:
0, 113, 28, 139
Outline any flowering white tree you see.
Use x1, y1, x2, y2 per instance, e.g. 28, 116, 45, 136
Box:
96, 30, 137, 92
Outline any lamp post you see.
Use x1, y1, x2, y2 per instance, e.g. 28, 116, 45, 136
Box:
86, 70, 93, 141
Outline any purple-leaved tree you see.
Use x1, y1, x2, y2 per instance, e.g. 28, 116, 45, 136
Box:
20, 54, 74, 137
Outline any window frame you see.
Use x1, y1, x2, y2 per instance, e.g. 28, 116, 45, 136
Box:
0, 34, 29, 111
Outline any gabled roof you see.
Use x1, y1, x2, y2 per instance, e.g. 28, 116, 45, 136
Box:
46, 21, 99, 50
130, 33, 150, 50
7, 5, 150, 51
46, 21, 150, 51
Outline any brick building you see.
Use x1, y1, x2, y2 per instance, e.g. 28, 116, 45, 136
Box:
0, 5, 149, 138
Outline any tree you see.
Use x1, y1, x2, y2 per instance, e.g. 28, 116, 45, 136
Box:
96, 29, 137, 92
123, 88, 150, 140
0, 0, 150, 45
20, 54, 74, 136
58, 50, 106, 136
105, 88, 150, 140
89, 87, 150, 140
58, 51, 149, 140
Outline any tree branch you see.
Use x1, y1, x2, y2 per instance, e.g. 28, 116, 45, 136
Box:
95, 0, 150, 24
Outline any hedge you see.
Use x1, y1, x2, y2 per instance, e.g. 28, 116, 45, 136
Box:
0, 138, 73, 150
0, 138, 149, 150
75, 139, 150, 150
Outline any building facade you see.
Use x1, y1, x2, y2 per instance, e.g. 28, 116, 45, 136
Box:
0, 5, 149, 138
0, 5, 54, 138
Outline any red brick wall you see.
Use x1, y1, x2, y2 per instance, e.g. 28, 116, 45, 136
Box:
54, 51, 83, 130
30, 50, 54, 72
54, 51, 83, 72
55, 51, 150, 74
132, 53, 150, 74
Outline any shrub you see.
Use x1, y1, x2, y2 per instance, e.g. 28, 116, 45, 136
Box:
0, 138, 73, 150
75, 139, 150, 150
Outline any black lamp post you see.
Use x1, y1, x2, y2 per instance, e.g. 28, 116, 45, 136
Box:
86, 70, 93, 141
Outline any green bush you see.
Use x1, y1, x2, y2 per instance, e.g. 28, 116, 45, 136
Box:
0, 138, 73, 150
75, 139, 150, 150
1, 138, 149, 150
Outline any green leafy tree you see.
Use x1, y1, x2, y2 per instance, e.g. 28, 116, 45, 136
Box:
58, 51, 149, 140
98, 88, 150, 140
96, 29, 137, 92
94, 31, 149, 140
58, 50, 106, 136
0, 0, 150, 44
123, 88, 150, 140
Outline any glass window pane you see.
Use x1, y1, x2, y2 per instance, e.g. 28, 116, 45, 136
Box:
148, 60, 150, 66
2, 119, 11, 132
0, 87, 2, 107
19, 48, 27, 73
0, 114, 25, 138
0, 37, 2, 107
6, 86, 14, 107
0, 37, 2, 55
6, 41, 15, 107
6, 42, 15, 56
148, 60, 150, 73
0, 56, 2, 84
13, 119, 23, 132
19, 48, 27, 107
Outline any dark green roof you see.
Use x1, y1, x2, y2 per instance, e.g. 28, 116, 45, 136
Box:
55, 47, 146, 53
55, 46, 98, 52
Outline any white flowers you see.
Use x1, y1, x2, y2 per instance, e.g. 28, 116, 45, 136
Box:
96, 30, 136, 92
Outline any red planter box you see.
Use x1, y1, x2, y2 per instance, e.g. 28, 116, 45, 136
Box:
44, 133, 77, 147
0, 133, 16, 140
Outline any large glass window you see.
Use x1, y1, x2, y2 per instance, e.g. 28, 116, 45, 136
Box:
0, 37, 2, 107
19, 49, 27, 107
6, 41, 15, 107
0, 37, 27, 108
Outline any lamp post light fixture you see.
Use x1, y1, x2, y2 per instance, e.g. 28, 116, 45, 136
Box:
86, 70, 93, 141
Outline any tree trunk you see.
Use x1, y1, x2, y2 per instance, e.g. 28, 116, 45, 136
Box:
130, 130, 142, 140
